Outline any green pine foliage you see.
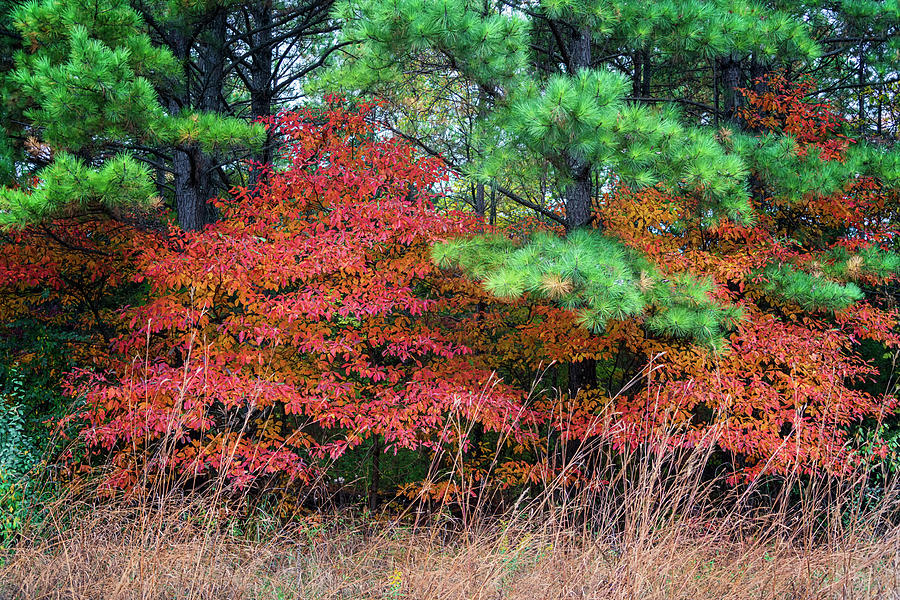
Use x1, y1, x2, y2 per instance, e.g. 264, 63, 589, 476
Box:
611, 0, 819, 60
786, 0, 899, 112
332, 0, 763, 224
330, 0, 900, 347
167, 111, 265, 155
329, 0, 836, 344
435, 229, 741, 345
732, 134, 900, 201
758, 263, 864, 312
11, 24, 172, 149
0, 153, 156, 226
330, 0, 529, 91
502, 74, 752, 221
0, 0, 263, 227
823, 246, 900, 281
0, 133, 14, 188
644, 274, 743, 346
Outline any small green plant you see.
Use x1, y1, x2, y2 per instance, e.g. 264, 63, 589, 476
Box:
0, 367, 35, 473
386, 567, 403, 599
0, 366, 44, 543
0, 470, 29, 542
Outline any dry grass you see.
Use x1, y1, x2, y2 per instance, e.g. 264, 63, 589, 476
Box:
4, 440, 900, 600
2, 497, 899, 600
5, 354, 900, 599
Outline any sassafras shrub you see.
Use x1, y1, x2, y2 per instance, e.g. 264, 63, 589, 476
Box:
65, 101, 538, 490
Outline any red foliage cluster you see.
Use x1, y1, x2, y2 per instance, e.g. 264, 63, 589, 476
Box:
0, 216, 152, 357
2, 82, 896, 493
740, 73, 853, 160
592, 75, 900, 478
612, 307, 896, 478
61, 102, 539, 489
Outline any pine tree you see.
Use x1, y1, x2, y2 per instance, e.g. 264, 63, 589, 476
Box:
0, 0, 352, 230
0, 0, 263, 229
131, 0, 344, 223
224, 1, 341, 181
0, 1, 22, 186
326, 0, 900, 393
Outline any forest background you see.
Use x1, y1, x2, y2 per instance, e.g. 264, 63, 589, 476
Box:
1, 1, 900, 598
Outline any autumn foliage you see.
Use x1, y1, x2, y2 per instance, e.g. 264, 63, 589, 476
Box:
593, 75, 900, 478
1, 87, 898, 496
45, 101, 547, 491
739, 73, 853, 160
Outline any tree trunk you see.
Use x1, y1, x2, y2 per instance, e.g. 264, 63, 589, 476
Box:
564, 167, 592, 231
632, 48, 651, 97
563, 24, 597, 396
474, 182, 486, 217
368, 436, 382, 512
173, 145, 216, 231
568, 359, 597, 398
179, 9, 226, 230
563, 25, 593, 233
640, 49, 651, 97
165, 21, 219, 231
199, 10, 227, 114
248, 0, 275, 186
632, 50, 643, 97
718, 53, 744, 121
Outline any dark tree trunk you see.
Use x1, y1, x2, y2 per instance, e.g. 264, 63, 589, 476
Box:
632, 48, 651, 97
474, 182, 486, 217
199, 10, 227, 113
562, 24, 597, 396
564, 166, 592, 231
368, 436, 382, 512
563, 25, 593, 233
632, 50, 642, 97
568, 359, 597, 398
248, 0, 275, 186
174, 9, 226, 231
163, 20, 219, 231
718, 53, 744, 122
640, 50, 651, 97
173, 145, 217, 231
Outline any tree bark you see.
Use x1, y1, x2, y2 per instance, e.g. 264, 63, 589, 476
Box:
248, 0, 275, 186
164, 20, 219, 231
564, 165, 592, 231
199, 10, 227, 113
173, 145, 216, 231
568, 358, 598, 398
563, 25, 593, 233
563, 24, 597, 396
718, 53, 744, 122
474, 182, 486, 217
632, 48, 651, 97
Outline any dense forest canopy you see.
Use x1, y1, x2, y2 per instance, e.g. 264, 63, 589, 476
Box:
0, 0, 899, 507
